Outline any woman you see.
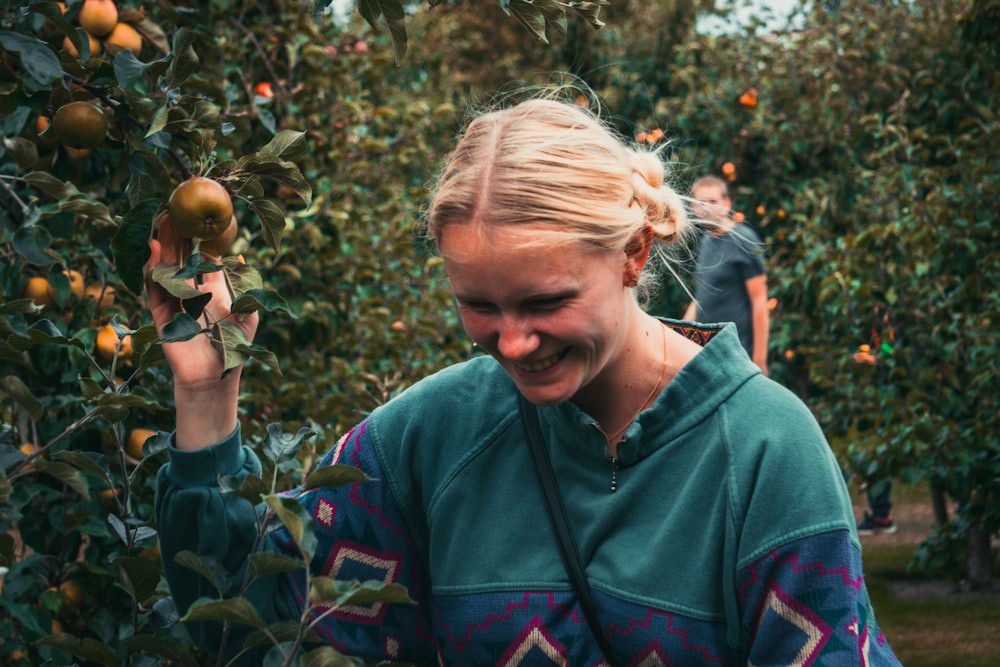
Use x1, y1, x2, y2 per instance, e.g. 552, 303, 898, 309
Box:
150, 96, 901, 665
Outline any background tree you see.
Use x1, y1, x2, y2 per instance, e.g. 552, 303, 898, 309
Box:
1, 0, 997, 664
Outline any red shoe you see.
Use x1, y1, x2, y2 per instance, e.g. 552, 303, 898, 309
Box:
857, 513, 897, 535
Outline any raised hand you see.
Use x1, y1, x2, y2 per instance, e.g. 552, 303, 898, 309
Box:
146, 215, 259, 449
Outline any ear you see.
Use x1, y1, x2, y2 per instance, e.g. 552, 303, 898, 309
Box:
623, 222, 654, 286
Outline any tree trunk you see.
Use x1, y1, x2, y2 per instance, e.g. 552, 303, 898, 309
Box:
965, 520, 994, 590
931, 480, 949, 526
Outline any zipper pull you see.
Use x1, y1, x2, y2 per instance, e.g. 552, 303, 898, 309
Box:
609, 455, 619, 492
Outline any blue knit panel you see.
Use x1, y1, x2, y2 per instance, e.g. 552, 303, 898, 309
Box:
269, 421, 439, 663
737, 530, 902, 666
431, 589, 735, 665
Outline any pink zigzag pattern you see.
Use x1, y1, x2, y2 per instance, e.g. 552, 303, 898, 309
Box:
438, 592, 579, 652
737, 548, 863, 602
608, 609, 722, 664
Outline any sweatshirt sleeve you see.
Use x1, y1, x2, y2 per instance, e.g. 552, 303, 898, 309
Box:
737, 530, 902, 666
154, 425, 301, 661
154, 421, 438, 664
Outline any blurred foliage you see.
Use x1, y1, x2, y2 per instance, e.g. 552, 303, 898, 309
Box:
1, 0, 997, 663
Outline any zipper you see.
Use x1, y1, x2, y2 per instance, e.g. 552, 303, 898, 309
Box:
608, 454, 619, 492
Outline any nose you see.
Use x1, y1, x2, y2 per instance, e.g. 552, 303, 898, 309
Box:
496, 314, 538, 361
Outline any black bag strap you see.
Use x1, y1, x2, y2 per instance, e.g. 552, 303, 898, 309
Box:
517, 393, 621, 667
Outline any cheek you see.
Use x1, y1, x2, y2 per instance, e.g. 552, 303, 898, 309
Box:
457, 310, 494, 343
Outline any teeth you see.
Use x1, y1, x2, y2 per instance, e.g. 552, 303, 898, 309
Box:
518, 352, 561, 372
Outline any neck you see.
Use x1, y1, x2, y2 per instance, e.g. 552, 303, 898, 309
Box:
596, 318, 669, 453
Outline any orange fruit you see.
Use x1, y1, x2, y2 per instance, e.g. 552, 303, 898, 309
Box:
126, 428, 156, 459
22, 276, 56, 310
784, 349, 796, 361
58, 580, 85, 608
62, 31, 102, 58
198, 215, 239, 256
255, 82, 274, 98
756, 205, 766, 216
738, 87, 758, 108
105, 22, 142, 54
767, 297, 778, 310
167, 177, 234, 240
95, 323, 133, 364
64, 146, 92, 161
721, 161, 736, 176
84, 283, 116, 310
52, 101, 107, 149
732, 211, 745, 223
78, 0, 118, 37
63, 270, 86, 299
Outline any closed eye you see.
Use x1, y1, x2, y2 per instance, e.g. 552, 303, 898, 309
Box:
458, 300, 498, 314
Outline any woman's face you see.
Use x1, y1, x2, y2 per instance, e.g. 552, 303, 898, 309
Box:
440, 223, 635, 406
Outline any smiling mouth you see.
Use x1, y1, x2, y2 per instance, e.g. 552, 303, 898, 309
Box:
515, 348, 568, 373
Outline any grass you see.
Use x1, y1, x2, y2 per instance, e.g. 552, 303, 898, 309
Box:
856, 482, 1000, 667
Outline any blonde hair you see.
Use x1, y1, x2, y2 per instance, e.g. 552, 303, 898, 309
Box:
425, 95, 690, 300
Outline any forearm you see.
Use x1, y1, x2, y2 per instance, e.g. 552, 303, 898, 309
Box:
751, 306, 769, 369
173, 368, 243, 450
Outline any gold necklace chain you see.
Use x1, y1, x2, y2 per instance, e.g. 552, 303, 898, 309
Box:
606, 322, 668, 444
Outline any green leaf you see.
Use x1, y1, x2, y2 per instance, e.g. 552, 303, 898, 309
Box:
221, 257, 264, 293
263, 423, 315, 463
250, 198, 287, 252
303, 464, 371, 491
32, 460, 91, 499
24, 170, 82, 199
265, 495, 318, 562
149, 263, 212, 318
4, 136, 39, 169
115, 555, 161, 603
122, 635, 199, 667
218, 471, 268, 501
6, 319, 87, 353
30, 0, 76, 37
301, 646, 359, 667
217, 319, 252, 374
114, 48, 148, 89
174, 551, 227, 596
231, 289, 296, 318
113, 199, 159, 294
166, 28, 200, 88
0, 31, 63, 87
13, 223, 59, 267
53, 450, 112, 483
258, 129, 308, 161
308, 577, 414, 608
0, 374, 44, 420
244, 623, 321, 648
238, 157, 312, 205
160, 312, 206, 342
249, 551, 304, 577
125, 149, 173, 206
181, 597, 265, 628
35, 632, 124, 667
146, 105, 170, 138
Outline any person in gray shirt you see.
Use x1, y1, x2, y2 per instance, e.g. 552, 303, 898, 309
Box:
683, 175, 770, 373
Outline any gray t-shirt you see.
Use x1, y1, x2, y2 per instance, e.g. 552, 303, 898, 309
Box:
693, 224, 766, 356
